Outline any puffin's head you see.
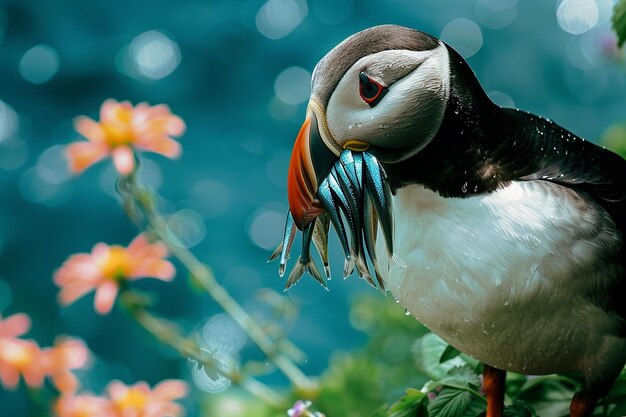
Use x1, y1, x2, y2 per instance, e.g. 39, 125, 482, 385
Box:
288, 25, 452, 229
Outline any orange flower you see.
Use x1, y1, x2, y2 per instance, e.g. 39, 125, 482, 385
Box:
0, 312, 31, 339
0, 337, 45, 389
66, 99, 185, 175
54, 233, 176, 314
107, 379, 189, 417
54, 393, 113, 417
42, 337, 90, 393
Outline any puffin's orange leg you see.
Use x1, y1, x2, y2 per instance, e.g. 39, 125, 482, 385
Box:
569, 391, 598, 417
483, 364, 506, 417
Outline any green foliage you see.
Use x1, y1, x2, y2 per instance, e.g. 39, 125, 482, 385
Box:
613, 0, 626, 47
600, 123, 626, 158
503, 401, 536, 417
428, 388, 484, 417
388, 389, 429, 417
307, 295, 626, 417
439, 345, 462, 364
220, 294, 626, 417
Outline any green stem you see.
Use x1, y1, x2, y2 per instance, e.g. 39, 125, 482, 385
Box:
120, 171, 315, 393
120, 293, 284, 409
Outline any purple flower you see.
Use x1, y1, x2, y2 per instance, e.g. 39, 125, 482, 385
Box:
288, 400, 312, 417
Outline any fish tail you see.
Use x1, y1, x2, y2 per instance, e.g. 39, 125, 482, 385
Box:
285, 259, 305, 291
343, 256, 355, 278
268, 243, 282, 263
389, 253, 407, 274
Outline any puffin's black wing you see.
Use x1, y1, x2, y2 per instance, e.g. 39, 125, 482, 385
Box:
494, 108, 626, 232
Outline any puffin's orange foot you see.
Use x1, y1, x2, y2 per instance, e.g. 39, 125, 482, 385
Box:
570, 391, 598, 417
483, 364, 506, 417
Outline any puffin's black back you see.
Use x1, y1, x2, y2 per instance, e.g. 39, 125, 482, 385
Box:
382, 43, 626, 331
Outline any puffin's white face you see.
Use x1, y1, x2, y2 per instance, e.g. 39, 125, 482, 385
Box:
316, 43, 451, 162
286, 26, 451, 229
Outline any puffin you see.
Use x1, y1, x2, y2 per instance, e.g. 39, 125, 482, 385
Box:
283, 25, 626, 417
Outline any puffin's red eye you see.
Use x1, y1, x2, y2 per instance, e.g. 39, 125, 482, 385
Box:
359, 71, 387, 107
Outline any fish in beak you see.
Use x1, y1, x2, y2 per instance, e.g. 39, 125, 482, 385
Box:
271, 102, 397, 291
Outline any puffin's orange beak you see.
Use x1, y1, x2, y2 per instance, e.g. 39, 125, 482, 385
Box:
287, 107, 336, 230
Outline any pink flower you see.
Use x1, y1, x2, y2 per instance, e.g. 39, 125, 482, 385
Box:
0, 312, 31, 339
42, 337, 91, 393
54, 233, 176, 314
0, 337, 46, 389
107, 379, 189, 417
66, 99, 185, 175
54, 393, 114, 417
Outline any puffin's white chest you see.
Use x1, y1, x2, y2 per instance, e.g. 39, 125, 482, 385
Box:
377, 181, 622, 375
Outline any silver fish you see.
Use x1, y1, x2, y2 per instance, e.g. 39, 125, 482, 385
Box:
276, 210, 296, 277
312, 213, 331, 279
285, 221, 326, 291
363, 152, 394, 257
339, 150, 362, 194
273, 149, 394, 292
363, 190, 386, 292
333, 162, 364, 259
317, 177, 355, 277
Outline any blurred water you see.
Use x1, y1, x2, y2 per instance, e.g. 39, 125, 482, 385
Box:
0, 0, 625, 413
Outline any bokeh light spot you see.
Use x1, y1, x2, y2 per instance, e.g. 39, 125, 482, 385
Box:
256, 0, 307, 40
191, 351, 234, 393
36, 145, 70, 184
475, 1, 518, 30
122, 31, 181, 81
19, 45, 59, 84
265, 149, 291, 187
0, 100, 18, 142
202, 314, 246, 355
312, 0, 354, 25
248, 209, 284, 250
19, 167, 72, 206
137, 158, 163, 191
440, 18, 483, 58
274, 66, 311, 105
477, 0, 517, 11
557, 0, 599, 35
268, 96, 298, 121
0, 137, 28, 171
167, 209, 206, 248
487, 90, 516, 108
189, 179, 232, 219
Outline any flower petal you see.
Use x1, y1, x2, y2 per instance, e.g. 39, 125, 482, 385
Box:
100, 99, 121, 123
66, 142, 109, 174
51, 370, 79, 393
106, 380, 128, 401
74, 116, 105, 143
0, 313, 31, 338
152, 379, 189, 401
57, 283, 97, 306
94, 281, 119, 315
0, 366, 20, 390
136, 137, 182, 159
129, 260, 175, 281
112, 145, 135, 176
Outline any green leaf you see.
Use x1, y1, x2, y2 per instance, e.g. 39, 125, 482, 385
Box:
414, 334, 475, 380
388, 388, 429, 417
504, 400, 537, 417
439, 345, 462, 364
613, 0, 626, 47
443, 365, 482, 389
428, 388, 485, 417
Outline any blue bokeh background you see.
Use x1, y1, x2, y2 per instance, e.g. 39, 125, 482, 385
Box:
1, 0, 625, 415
